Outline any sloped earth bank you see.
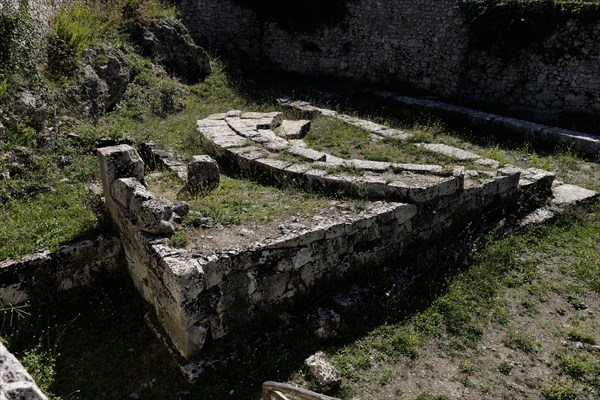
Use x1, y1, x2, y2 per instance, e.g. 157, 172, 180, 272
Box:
287, 209, 600, 400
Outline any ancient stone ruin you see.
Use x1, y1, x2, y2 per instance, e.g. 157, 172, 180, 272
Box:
0, 99, 597, 394
92, 103, 596, 380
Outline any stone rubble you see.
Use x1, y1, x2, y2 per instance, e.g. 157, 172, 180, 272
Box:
305, 352, 342, 393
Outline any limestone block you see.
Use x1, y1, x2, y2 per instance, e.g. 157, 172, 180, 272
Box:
258, 271, 290, 301
437, 176, 462, 196
343, 159, 391, 172
386, 180, 411, 199
552, 184, 598, 206
362, 176, 388, 198
0, 343, 48, 400
97, 145, 145, 190
287, 145, 327, 161
278, 119, 311, 139
124, 179, 154, 216
240, 111, 283, 129
225, 117, 258, 138
188, 155, 220, 193
161, 256, 204, 304
304, 352, 342, 393
416, 143, 481, 161
137, 198, 174, 235
110, 177, 143, 208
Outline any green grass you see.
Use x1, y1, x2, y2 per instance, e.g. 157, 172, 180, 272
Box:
1, 187, 597, 400
148, 173, 337, 227
304, 116, 458, 166
0, 183, 101, 261
52, 2, 108, 57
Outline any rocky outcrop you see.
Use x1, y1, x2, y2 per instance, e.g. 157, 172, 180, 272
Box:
71, 49, 130, 119
128, 18, 211, 83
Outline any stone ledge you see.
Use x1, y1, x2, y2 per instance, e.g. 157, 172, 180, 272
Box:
368, 91, 600, 158
0, 235, 123, 306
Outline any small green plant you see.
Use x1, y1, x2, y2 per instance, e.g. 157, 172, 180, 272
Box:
169, 230, 189, 248
415, 393, 449, 400
459, 360, 480, 375
567, 327, 596, 345
566, 295, 587, 310
497, 360, 513, 375
123, 0, 178, 21
48, 1, 107, 75
543, 380, 581, 400
503, 330, 538, 353
482, 145, 509, 165
531, 151, 553, 171
556, 352, 588, 379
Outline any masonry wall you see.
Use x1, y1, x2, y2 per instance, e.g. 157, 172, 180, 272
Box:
178, 0, 600, 126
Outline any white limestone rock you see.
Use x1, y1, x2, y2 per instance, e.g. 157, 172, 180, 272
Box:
304, 351, 342, 393
188, 155, 220, 193
278, 119, 311, 139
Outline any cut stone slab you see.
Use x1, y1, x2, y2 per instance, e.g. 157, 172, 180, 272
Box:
551, 184, 598, 207
288, 143, 327, 162
519, 184, 597, 226
416, 143, 481, 161
188, 155, 220, 193
305, 351, 342, 393
240, 111, 283, 129
0, 342, 48, 400
278, 119, 311, 139
519, 207, 556, 226
391, 163, 444, 174
343, 159, 391, 172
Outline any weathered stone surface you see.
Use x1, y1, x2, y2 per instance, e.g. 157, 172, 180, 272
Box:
307, 308, 341, 339
288, 143, 327, 162
552, 184, 598, 206
343, 159, 391, 172
416, 143, 481, 161
0, 235, 122, 306
0, 342, 48, 400
188, 155, 220, 193
98, 145, 145, 190
128, 18, 210, 83
278, 119, 311, 139
139, 141, 188, 179
305, 351, 342, 393
137, 198, 175, 235
13, 88, 48, 130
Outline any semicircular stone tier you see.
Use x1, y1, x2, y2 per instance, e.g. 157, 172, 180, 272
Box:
197, 110, 524, 205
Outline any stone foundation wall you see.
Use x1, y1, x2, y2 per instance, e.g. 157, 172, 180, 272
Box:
178, 0, 600, 126
0, 235, 123, 306
98, 142, 532, 360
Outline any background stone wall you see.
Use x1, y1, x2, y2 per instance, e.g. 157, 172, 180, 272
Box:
178, 0, 600, 129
